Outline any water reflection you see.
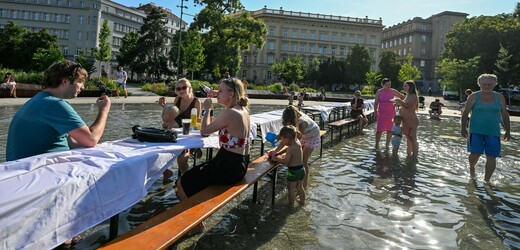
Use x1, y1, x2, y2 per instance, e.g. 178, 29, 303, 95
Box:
0, 104, 519, 249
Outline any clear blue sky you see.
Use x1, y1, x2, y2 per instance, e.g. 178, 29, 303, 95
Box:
115, 0, 518, 27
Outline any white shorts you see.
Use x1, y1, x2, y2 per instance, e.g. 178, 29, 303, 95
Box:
300, 133, 321, 149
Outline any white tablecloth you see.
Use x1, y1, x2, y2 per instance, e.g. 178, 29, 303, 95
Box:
301, 100, 375, 122
250, 109, 284, 142
0, 132, 219, 250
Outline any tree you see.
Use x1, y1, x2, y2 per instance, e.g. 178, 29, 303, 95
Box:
76, 51, 97, 77
304, 57, 320, 86
192, 0, 266, 77
32, 46, 64, 72
94, 20, 111, 77
494, 44, 518, 88
379, 51, 401, 87
318, 57, 346, 89
116, 31, 140, 79
365, 70, 382, 89
182, 30, 205, 79
437, 56, 480, 97
271, 56, 305, 84
345, 44, 371, 89
0, 21, 25, 69
135, 7, 171, 80
398, 54, 421, 83
21, 29, 63, 71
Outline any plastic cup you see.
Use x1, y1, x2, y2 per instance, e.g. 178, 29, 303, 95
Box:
182, 119, 191, 135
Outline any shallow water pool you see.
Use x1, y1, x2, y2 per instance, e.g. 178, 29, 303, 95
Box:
1, 104, 519, 249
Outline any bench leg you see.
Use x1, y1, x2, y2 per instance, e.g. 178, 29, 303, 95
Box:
109, 214, 119, 240
271, 166, 277, 205
319, 136, 323, 158
252, 182, 258, 204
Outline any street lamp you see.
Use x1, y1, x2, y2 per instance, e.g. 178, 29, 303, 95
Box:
176, 0, 188, 79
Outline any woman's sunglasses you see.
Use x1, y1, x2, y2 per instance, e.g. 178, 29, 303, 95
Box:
176, 85, 188, 91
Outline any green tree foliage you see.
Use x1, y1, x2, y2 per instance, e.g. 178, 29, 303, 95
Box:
135, 7, 171, 79
365, 70, 382, 88
76, 51, 97, 76
494, 44, 518, 87
0, 22, 62, 71
192, 0, 267, 77
398, 54, 421, 83
304, 57, 320, 85
0, 22, 25, 69
437, 56, 480, 94
318, 57, 346, 88
378, 51, 401, 87
94, 20, 111, 76
442, 12, 520, 84
345, 44, 371, 88
182, 30, 205, 79
116, 31, 140, 77
271, 56, 305, 84
168, 30, 187, 75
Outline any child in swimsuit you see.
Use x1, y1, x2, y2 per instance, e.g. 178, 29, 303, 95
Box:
391, 115, 402, 156
271, 125, 306, 206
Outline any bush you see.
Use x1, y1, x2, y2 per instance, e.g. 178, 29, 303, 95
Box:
268, 82, 284, 92
288, 83, 300, 92
362, 85, 375, 96
0, 69, 43, 84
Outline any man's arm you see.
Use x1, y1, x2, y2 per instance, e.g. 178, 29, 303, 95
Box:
68, 95, 111, 148
498, 94, 511, 141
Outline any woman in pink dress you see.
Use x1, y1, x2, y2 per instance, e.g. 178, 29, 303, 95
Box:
394, 80, 419, 158
374, 78, 404, 148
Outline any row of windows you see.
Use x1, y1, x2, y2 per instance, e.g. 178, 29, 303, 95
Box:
113, 23, 139, 34
241, 69, 273, 80
15, 0, 87, 8
0, 9, 72, 23
267, 41, 367, 56
382, 34, 427, 49
271, 27, 378, 45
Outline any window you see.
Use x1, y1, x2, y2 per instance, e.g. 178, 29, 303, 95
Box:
340, 47, 345, 55
268, 41, 274, 50
67, 0, 72, 6
319, 34, 328, 41
65, 14, 70, 23
349, 34, 355, 43
409, 35, 412, 43
269, 28, 274, 36
318, 46, 327, 54
80, 1, 84, 7
300, 45, 306, 52
331, 47, 336, 55
63, 30, 69, 39
62, 46, 68, 55
310, 32, 315, 40
420, 60, 425, 67
301, 32, 306, 39
421, 47, 426, 55
282, 43, 288, 51
404, 48, 407, 55
266, 71, 272, 80
253, 55, 257, 63
292, 31, 297, 38
77, 31, 83, 40
291, 44, 297, 52
404, 37, 407, 44
267, 55, 274, 63
79, 15, 84, 24
370, 35, 376, 45
253, 70, 257, 80
283, 30, 288, 37
56, 0, 61, 5
357, 35, 363, 44
44, 13, 50, 21
341, 35, 346, 43
309, 45, 315, 53
55, 14, 62, 22
332, 35, 336, 41
33, 12, 39, 20
242, 70, 247, 78
243, 55, 248, 63
399, 38, 402, 45
421, 35, 427, 43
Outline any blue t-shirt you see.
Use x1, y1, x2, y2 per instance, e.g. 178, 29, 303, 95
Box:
6, 91, 86, 161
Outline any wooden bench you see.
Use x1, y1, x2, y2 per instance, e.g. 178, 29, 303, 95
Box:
328, 118, 359, 144
98, 154, 280, 250
318, 130, 327, 158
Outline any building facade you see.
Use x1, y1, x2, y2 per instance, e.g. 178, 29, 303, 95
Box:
0, 0, 185, 76
381, 11, 468, 92
240, 7, 384, 84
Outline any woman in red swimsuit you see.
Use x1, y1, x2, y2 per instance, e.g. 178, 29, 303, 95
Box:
177, 77, 250, 201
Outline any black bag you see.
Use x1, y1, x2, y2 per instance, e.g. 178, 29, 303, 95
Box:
132, 125, 177, 143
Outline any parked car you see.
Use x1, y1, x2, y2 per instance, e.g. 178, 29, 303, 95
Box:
443, 87, 460, 100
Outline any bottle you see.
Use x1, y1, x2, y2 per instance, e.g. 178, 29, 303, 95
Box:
190, 108, 198, 130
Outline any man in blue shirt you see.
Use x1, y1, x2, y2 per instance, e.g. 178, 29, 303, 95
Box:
6, 60, 111, 161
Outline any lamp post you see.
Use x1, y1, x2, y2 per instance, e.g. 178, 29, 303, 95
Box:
176, 0, 188, 80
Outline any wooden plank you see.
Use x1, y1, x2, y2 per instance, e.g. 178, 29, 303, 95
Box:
98, 155, 277, 250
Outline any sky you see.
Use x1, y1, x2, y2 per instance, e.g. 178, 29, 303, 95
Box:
113, 0, 518, 27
